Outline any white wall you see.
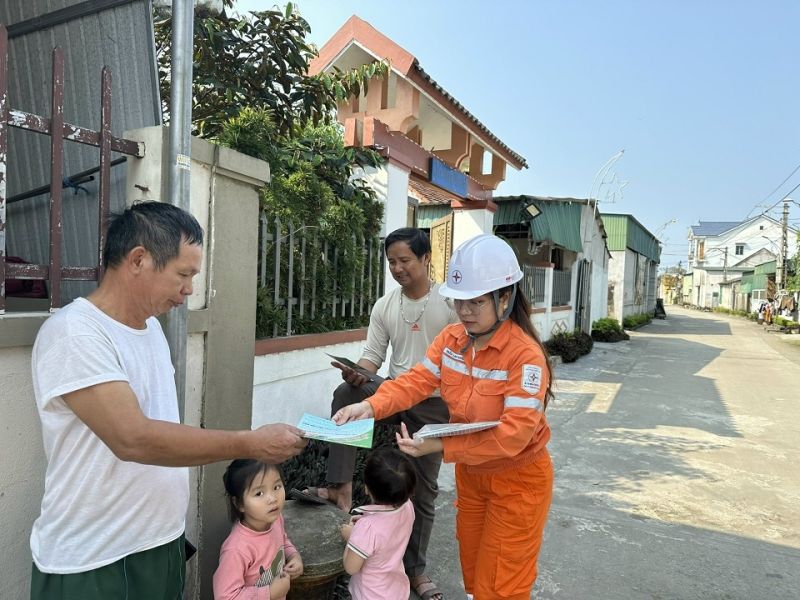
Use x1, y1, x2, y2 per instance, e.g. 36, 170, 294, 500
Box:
689, 216, 796, 271
252, 340, 383, 427
0, 345, 45, 600
452, 207, 494, 249
607, 250, 626, 320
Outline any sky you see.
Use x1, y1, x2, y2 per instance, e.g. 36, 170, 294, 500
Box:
236, 0, 800, 267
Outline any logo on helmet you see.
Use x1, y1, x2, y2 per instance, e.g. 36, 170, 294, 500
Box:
451, 270, 463, 284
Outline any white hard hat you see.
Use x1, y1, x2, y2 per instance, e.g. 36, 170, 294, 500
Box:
440, 234, 523, 300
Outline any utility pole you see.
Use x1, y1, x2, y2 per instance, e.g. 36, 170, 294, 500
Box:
723, 247, 728, 282
779, 198, 789, 289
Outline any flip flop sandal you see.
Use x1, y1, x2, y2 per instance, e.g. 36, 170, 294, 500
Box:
288, 488, 332, 506
411, 575, 444, 600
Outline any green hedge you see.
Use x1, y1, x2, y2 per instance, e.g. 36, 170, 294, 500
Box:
775, 316, 800, 329
590, 317, 629, 343
544, 330, 593, 363
713, 307, 750, 318
622, 312, 653, 329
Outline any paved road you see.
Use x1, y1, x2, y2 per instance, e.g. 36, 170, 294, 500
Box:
423, 307, 800, 599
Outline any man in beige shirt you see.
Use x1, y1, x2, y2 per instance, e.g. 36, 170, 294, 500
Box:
305, 228, 457, 600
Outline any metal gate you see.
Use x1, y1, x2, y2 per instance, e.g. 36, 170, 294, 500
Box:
575, 258, 592, 332
0, 23, 144, 314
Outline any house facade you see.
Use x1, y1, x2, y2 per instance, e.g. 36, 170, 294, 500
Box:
686, 216, 796, 308
602, 214, 661, 320
417, 195, 611, 339
308, 15, 527, 292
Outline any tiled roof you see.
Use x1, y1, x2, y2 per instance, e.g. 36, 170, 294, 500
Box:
690, 221, 743, 236
408, 177, 462, 205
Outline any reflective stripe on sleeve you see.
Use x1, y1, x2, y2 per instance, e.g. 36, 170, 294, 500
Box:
504, 396, 543, 411
422, 357, 441, 378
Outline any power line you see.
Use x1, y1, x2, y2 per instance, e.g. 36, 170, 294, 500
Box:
746, 160, 800, 218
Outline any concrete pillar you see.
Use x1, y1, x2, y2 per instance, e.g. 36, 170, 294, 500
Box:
452, 206, 494, 249
544, 265, 554, 338
358, 161, 410, 294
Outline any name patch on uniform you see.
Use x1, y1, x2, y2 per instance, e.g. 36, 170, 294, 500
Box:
443, 347, 464, 363
521, 364, 542, 394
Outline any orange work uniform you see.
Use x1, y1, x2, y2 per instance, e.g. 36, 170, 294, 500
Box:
367, 319, 554, 600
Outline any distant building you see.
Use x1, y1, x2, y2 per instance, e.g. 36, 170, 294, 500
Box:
601, 214, 661, 320
686, 216, 796, 307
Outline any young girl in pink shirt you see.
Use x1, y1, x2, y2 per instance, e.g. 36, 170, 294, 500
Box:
213, 460, 304, 600
339, 447, 417, 600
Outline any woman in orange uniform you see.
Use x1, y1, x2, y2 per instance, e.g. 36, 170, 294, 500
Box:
334, 234, 554, 600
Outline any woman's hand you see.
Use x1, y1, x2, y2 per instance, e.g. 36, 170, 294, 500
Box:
396, 422, 443, 457
284, 552, 304, 579
332, 400, 374, 424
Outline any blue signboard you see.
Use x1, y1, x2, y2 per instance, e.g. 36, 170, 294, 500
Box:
429, 157, 468, 198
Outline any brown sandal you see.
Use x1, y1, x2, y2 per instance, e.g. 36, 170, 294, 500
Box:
411, 575, 443, 600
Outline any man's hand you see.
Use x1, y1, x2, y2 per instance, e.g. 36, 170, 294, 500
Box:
332, 401, 374, 425
396, 422, 443, 458
331, 361, 370, 386
249, 424, 308, 463
284, 553, 304, 579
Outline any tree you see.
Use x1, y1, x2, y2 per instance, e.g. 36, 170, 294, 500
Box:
153, 1, 388, 138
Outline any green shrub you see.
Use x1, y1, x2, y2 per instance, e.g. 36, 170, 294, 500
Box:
622, 312, 653, 329
544, 330, 593, 363
591, 318, 630, 342
775, 316, 800, 329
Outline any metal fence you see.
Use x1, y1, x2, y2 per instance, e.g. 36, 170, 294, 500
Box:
553, 269, 572, 306
0, 24, 144, 314
257, 213, 384, 338
522, 264, 546, 304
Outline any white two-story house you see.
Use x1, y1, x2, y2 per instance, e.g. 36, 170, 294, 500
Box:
686, 216, 797, 307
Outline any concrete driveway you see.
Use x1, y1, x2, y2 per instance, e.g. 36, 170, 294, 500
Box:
422, 306, 800, 599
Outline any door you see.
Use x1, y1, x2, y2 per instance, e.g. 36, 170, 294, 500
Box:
429, 212, 454, 283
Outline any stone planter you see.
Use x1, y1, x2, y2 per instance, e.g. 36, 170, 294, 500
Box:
284, 500, 349, 600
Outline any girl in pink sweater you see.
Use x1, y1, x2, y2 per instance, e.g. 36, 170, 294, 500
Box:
213, 460, 304, 600
339, 448, 417, 600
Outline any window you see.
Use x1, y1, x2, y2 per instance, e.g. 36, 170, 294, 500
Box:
735, 244, 744, 256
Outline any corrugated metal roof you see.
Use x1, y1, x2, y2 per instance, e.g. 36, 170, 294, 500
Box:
601, 213, 661, 262
416, 204, 452, 229
494, 196, 585, 253
740, 273, 753, 294
417, 195, 586, 252
690, 221, 743, 236
2, 0, 160, 303
754, 260, 776, 275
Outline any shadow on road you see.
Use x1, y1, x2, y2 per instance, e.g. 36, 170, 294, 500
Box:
535, 503, 800, 599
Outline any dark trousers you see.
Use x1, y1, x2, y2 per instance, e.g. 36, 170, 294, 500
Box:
328, 376, 449, 578
30, 534, 185, 600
